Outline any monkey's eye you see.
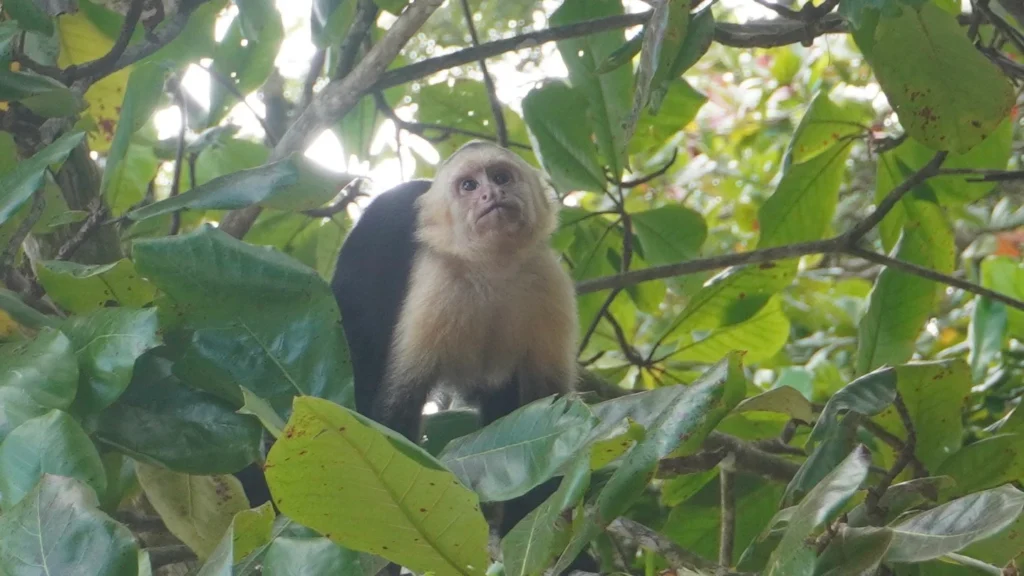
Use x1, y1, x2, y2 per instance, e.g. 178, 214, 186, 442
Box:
491, 170, 512, 185
460, 178, 478, 192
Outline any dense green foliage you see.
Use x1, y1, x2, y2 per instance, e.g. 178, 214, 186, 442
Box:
2, 0, 1024, 574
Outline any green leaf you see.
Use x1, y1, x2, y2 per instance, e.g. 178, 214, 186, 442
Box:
787, 90, 868, 165
4, 0, 55, 34
649, 6, 715, 112
99, 62, 167, 216
631, 205, 707, 266
0, 70, 81, 117
265, 396, 491, 576
263, 536, 375, 576
207, 10, 284, 125
814, 526, 893, 576
0, 328, 78, 441
233, 0, 279, 43
735, 385, 815, 423
135, 461, 252, 560
884, 485, 1024, 562
980, 256, 1024, 340
935, 434, 1024, 496
0, 475, 139, 576
36, 259, 158, 314
968, 298, 1007, 383
629, 78, 707, 155
239, 386, 287, 439
765, 445, 871, 576
0, 287, 60, 330
759, 138, 853, 249
673, 294, 791, 364
859, 2, 1013, 152
194, 136, 270, 185
134, 226, 354, 416
94, 352, 262, 475
63, 308, 161, 413
522, 81, 607, 194
0, 130, 85, 226
857, 197, 955, 374
196, 503, 277, 575
626, 0, 688, 144
128, 155, 353, 222
439, 396, 598, 502
549, 0, 632, 178
501, 455, 591, 576
421, 408, 479, 456
846, 476, 956, 527
0, 410, 107, 508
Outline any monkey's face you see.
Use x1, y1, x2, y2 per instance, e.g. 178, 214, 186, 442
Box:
419, 143, 556, 259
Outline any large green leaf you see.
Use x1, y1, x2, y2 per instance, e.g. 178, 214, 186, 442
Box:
786, 91, 868, 166
265, 396, 491, 576
207, 7, 284, 125
0, 130, 85, 226
631, 205, 707, 266
0, 475, 139, 576
94, 352, 262, 475
0, 328, 78, 441
673, 294, 791, 364
263, 536, 375, 576
858, 2, 1013, 152
628, 78, 707, 155
549, 0, 632, 178
968, 297, 1006, 383
765, 446, 871, 576
0, 70, 81, 117
884, 485, 1024, 562
439, 396, 597, 502
522, 81, 606, 194
814, 526, 893, 576
36, 259, 158, 314
127, 155, 354, 221
62, 308, 161, 414
981, 256, 1024, 340
0, 410, 107, 508
856, 197, 955, 374
133, 225, 354, 416
135, 461, 251, 560
935, 434, 1024, 496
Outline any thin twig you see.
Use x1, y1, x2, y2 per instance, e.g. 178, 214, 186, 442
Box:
64, 0, 145, 82
719, 461, 736, 567
615, 149, 678, 189
55, 199, 107, 261
844, 151, 948, 243
169, 79, 188, 235
578, 287, 622, 354
458, 0, 508, 147
303, 180, 366, 218
864, 395, 916, 523
938, 168, 1024, 182
0, 192, 46, 272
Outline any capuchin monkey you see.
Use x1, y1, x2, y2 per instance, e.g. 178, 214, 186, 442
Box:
239, 141, 594, 572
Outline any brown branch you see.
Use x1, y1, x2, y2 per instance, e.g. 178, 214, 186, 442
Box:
108, 1, 214, 77
334, 0, 379, 79
64, 0, 145, 83
864, 395, 916, 523
458, 0, 508, 147
719, 462, 736, 567
374, 13, 846, 91
845, 151, 948, 242
703, 432, 802, 483
607, 518, 747, 575
54, 199, 107, 260
578, 286, 622, 354
217, 0, 445, 239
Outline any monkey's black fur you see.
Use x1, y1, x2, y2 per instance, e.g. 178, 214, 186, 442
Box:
236, 180, 596, 573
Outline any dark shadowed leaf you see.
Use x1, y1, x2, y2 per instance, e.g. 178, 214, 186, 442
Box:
0, 69, 80, 117
815, 526, 893, 576
421, 408, 480, 456
133, 226, 354, 417
0, 328, 78, 441
439, 396, 597, 502
94, 352, 262, 475
0, 475, 139, 576
135, 461, 251, 560
3, 0, 54, 34
0, 130, 84, 226
884, 485, 1024, 562
766, 445, 870, 576
265, 396, 491, 576
62, 307, 161, 413
0, 410, 107, 508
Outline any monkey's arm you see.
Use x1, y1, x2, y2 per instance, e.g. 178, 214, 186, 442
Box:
331, 180, 431, 415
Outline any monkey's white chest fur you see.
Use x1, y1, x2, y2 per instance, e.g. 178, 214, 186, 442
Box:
388, 248, 575, 394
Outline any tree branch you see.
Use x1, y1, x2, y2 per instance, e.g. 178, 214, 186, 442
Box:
168, 78, 188, 235
844, 151, 948, 242
458, 0, 508, 147
217, 0, 446, 239
334, 0, 379, 80
864, 395, 916, 523
607, 518, 747, 575
64, 0, 145, 83
719, 461, 736, 567
374, 13, 846, 91
54, 199, 107, 260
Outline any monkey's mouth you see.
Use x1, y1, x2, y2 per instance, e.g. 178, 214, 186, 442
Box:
476, 201, 518, 222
